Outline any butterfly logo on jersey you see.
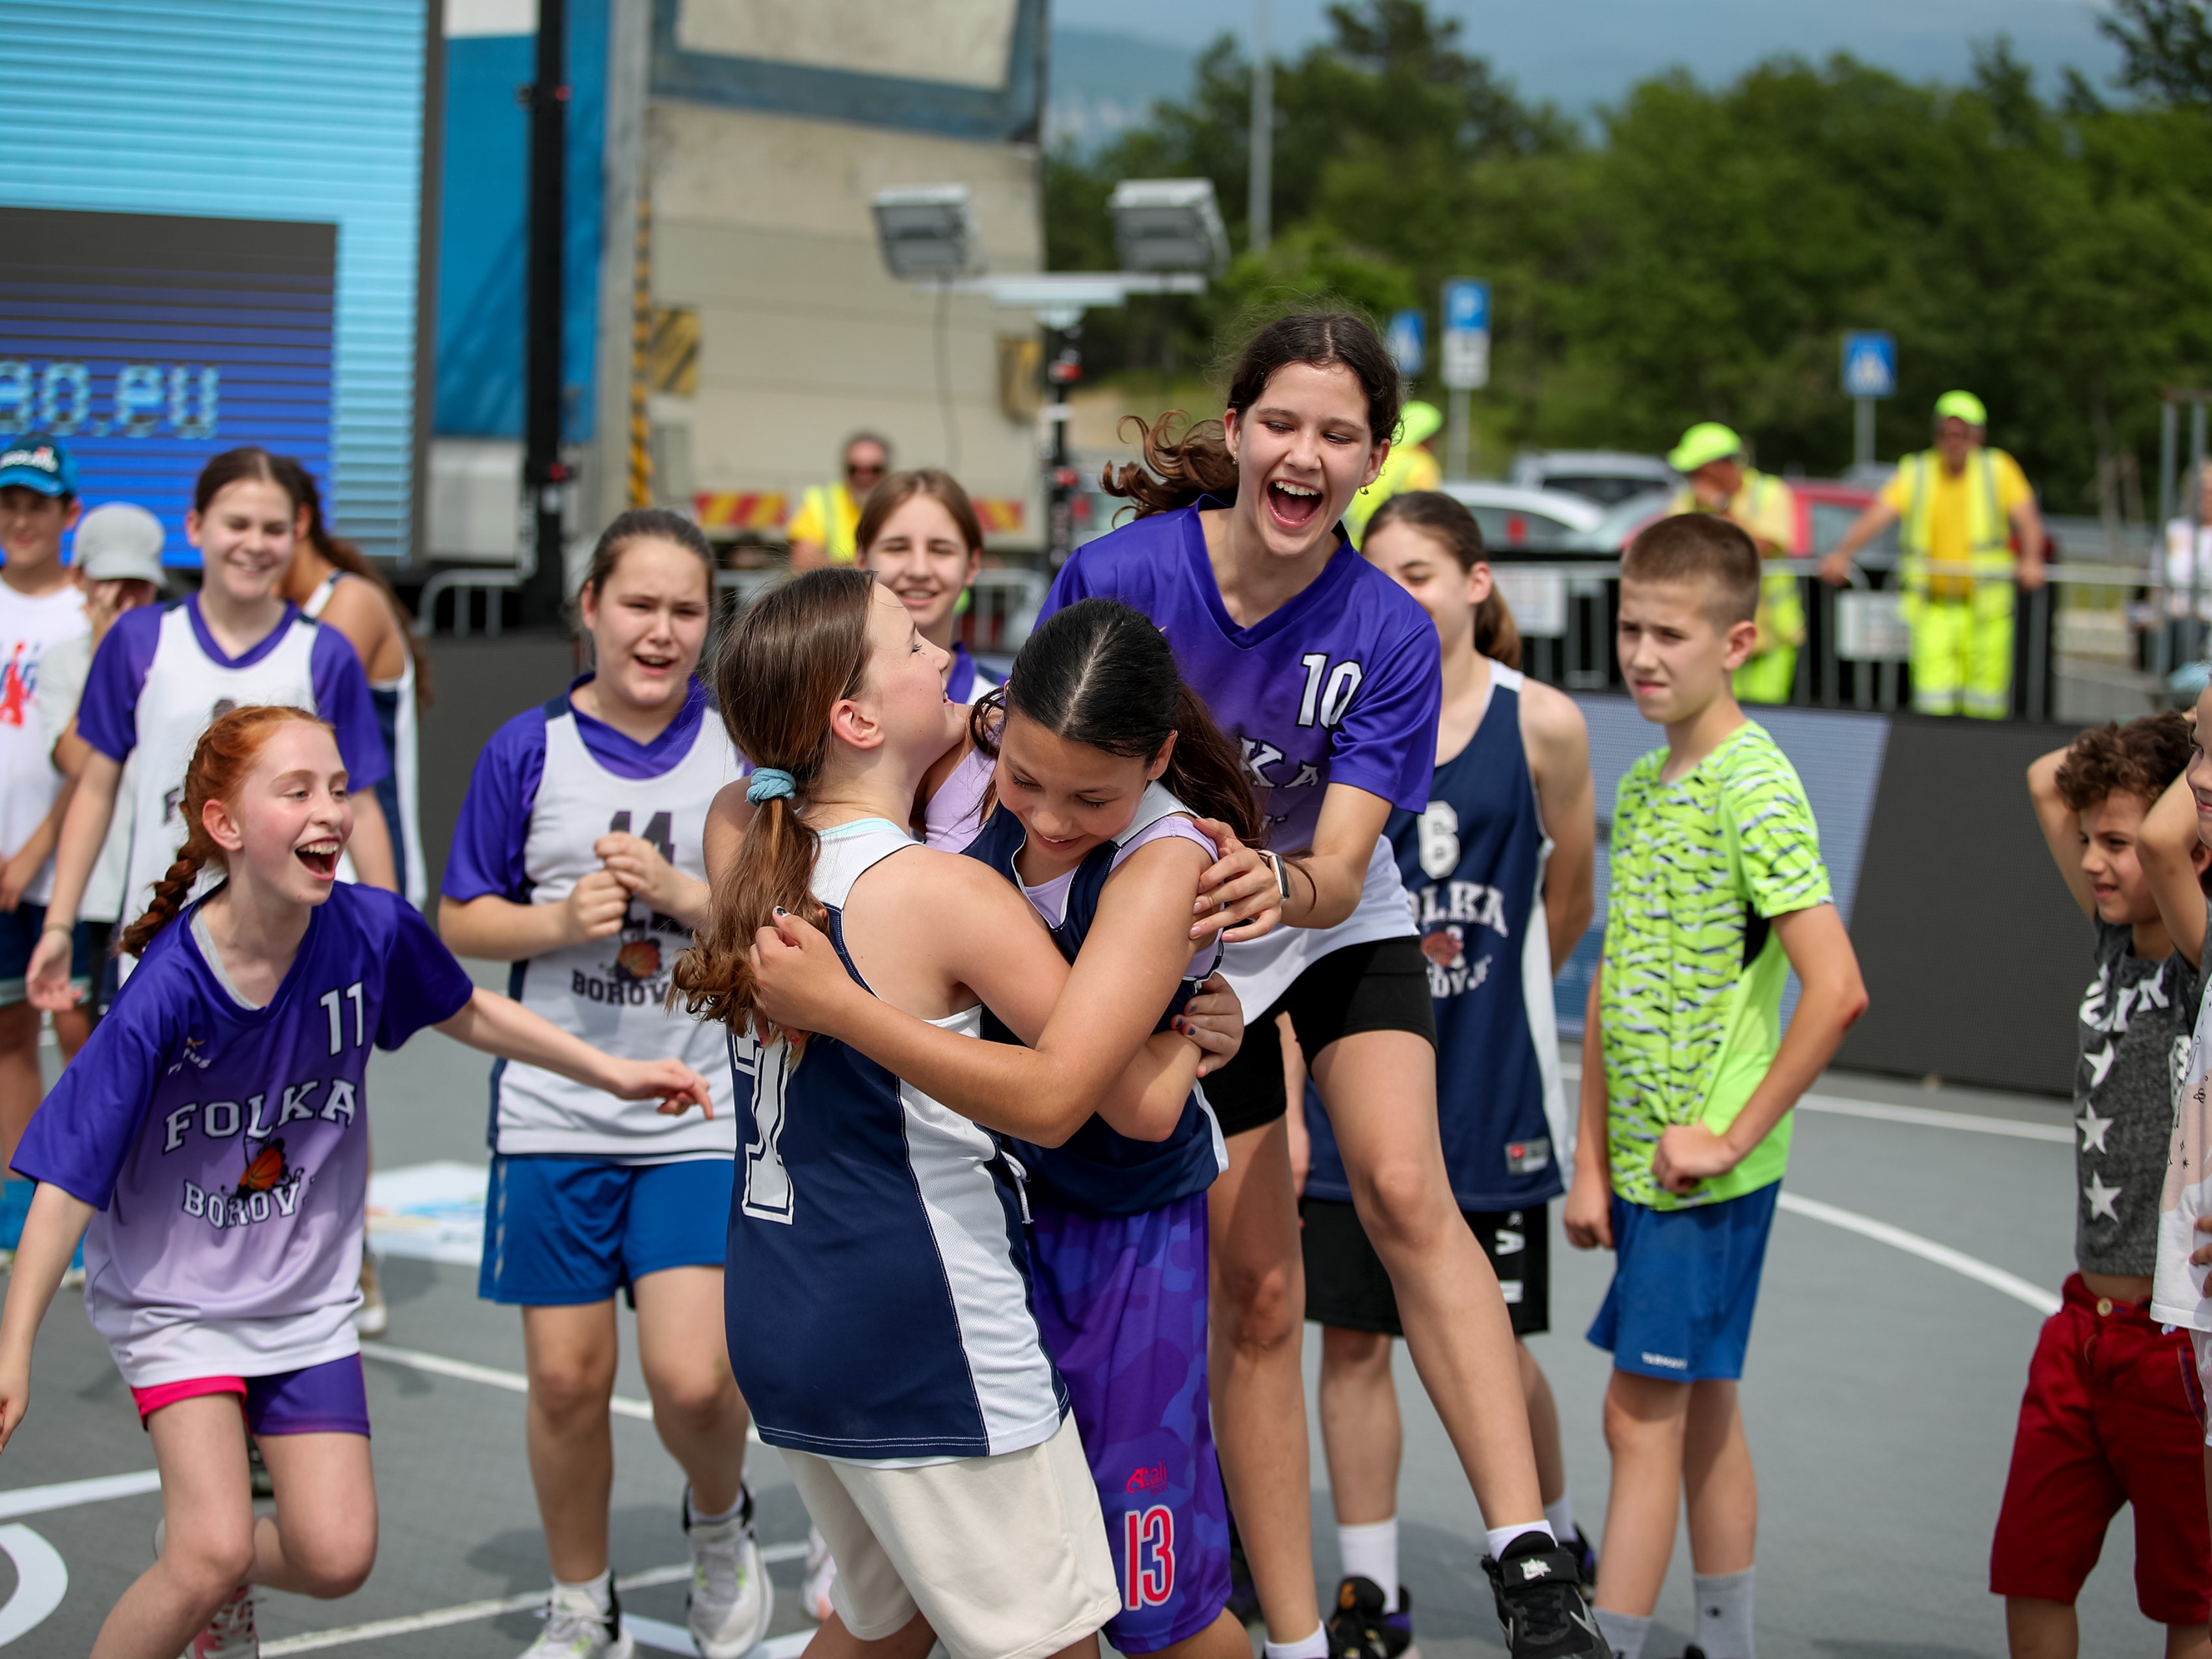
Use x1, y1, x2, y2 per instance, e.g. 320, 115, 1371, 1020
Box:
615, 938, 662, 981
237, 1139, 289, 1194
181, 1138, 310, 1233
1421, 927, 1464, 969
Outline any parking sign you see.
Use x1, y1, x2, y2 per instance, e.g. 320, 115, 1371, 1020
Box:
1441, 278, 1490, 390
1841, 331, 1897, 399
1386, 309, 1426, 378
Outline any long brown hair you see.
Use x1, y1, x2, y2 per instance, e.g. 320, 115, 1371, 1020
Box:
120, 706, 335, 956
855, 468, 985, 559
1103, 311, 1404, 519
671, 569, 877, 1035
272, 457, 436, 707
1365, 491, 1522, 669
967, 598, 1262, 844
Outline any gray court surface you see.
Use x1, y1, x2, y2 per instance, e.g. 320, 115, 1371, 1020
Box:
2, 1018, 2150, 1658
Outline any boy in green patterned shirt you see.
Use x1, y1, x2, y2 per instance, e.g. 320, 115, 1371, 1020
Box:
1564, 514, 1869, 1659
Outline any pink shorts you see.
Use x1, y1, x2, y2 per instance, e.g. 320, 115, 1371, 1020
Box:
129, 1355, 369, 1437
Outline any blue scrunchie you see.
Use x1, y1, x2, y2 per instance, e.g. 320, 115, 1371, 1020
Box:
747, 767, 797, 804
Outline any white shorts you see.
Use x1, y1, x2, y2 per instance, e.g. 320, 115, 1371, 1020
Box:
782, 1412, 1120, 1659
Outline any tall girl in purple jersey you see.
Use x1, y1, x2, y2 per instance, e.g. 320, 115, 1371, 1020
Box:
1039, 313, 1605, 1659
854, 469, 999, 706
0, 706, 709, 1659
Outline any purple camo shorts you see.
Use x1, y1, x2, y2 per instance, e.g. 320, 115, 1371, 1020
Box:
1030, 1190, 1231, 1653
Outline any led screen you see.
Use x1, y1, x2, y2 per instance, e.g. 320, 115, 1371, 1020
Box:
0, 206, 335, 565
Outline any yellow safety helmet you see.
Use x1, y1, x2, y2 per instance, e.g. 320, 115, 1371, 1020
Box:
1667, 422, 1745, 474
1394, 400, 1444, 449
1933, 390, 1987, 427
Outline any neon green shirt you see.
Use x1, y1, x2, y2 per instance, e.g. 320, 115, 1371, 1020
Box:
1600, 722, 1832, 1210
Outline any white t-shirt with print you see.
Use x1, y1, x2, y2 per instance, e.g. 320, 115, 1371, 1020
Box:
35, 629, 133, 925
0, 580, 88, 905
2154, 967, 2212, 1329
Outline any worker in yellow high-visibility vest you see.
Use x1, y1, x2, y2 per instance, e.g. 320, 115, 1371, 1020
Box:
788, 431, 890, 570
1345, 399, 1443, 546
1665, 421, 1803, 703
1820, 390, 2046, 718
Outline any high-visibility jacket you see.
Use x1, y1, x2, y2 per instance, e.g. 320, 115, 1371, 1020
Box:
1346, 444, 1442, 547
1667, 470, 1803, 653
790, 482, 862, 565
1890, 448, 2022, 606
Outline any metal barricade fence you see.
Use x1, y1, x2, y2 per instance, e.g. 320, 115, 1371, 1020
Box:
1493, 556, 2154, 722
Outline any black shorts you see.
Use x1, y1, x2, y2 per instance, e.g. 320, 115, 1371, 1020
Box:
1301, 1196, 1550, 1339
1203, 935, 1436, 1138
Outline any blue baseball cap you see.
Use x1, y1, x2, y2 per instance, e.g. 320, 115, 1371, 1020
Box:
0, 433, 77, 497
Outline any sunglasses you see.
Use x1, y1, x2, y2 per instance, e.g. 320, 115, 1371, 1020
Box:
847, 462, 885, 479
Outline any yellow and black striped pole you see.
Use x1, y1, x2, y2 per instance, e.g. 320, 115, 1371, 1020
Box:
628, 169, 654, 509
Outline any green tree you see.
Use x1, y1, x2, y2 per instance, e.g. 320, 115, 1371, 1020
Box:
2103, 0, 2212, 104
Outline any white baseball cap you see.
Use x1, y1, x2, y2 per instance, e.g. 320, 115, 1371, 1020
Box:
73, 503, 166, 585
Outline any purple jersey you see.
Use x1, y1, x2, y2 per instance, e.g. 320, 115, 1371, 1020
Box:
13, 883, 473, 1385
1041, 503, 1441, 854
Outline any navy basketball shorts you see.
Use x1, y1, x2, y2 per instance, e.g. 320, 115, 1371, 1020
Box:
1029, 1191, 1231, 1653
479, 1154, 733, 1306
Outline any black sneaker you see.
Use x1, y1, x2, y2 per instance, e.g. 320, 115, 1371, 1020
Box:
1482, 1530, 1605, 1658
1225, 1509, 1261, 1625
1326, 1575, 1415, 1659
1566, 1525, 1598, 1583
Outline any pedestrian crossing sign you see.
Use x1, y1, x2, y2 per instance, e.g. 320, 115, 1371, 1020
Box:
1841, 331, 1897, 399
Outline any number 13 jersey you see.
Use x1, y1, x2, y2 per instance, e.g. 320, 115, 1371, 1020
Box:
442, 676, 739, 1160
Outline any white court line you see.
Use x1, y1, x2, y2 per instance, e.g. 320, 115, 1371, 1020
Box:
362, 1344, 763, 1442
0, 1524, 67, 1646
1556, 1062, 2073, 1143
260, 1547, 807, 1656
1776, 1192, 2062, 1315
0, 1468, 161, 1521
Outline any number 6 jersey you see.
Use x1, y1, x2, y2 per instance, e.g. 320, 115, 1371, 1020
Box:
442, 676, 739, 1160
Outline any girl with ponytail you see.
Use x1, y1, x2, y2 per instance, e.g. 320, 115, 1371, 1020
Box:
1037, 311, 1606, 1657
0, 705, 708, 1659
674, 568, 1240, 1659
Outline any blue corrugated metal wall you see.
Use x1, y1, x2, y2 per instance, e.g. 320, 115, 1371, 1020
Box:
0, 1, 427, 563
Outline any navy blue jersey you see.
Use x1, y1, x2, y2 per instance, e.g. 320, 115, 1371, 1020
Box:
1306, 667, 1567, 1209
961, 785, 1227, 1217
723, 818, 1067, 1461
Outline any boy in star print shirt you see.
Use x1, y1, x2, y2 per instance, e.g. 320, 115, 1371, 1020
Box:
2012, 715, 2210, 1652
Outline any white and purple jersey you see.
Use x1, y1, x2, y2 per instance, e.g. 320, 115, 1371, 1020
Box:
12, 883, 472, 1385
1041, 503, 1441, 1011
444, 676, 739, 1161
946, 641, 997, 707
77, 596, 388, 930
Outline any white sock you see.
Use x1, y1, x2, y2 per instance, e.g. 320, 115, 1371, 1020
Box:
1594, 1607, 1650, 1659
554, 1568, 613, 1616
687, 1484, 746, 1528
1484, 1520, 1557, 1560
1693, 1567, 1755, 1659
1337, 1517, 1400, 1612
1264, 1624, 1328, 1659
1543, 1493, 1575, 1543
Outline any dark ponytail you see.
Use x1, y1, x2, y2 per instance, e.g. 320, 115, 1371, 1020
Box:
1102, 310, 1403, 519
971, 598, 1262, 844
120, 706, 335, 956
670, 568, 875, 1037
1365, 490, 1522, 670
270, 456, 436, 707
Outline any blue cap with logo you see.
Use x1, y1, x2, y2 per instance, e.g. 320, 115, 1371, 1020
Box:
0, 432, 77, 497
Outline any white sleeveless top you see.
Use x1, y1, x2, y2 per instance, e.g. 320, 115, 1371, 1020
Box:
492, 697, 740, 1160
123, 606, 357, 932
304, 573, 426, 909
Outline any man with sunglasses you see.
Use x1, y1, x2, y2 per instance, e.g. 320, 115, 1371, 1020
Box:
788, 432, 891, 570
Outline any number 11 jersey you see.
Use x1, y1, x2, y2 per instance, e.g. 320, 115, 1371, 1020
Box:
443, 676, 740, 1160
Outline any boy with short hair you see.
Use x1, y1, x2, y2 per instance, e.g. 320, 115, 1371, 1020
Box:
0, 432, 90, 1262
2010, 717, 2212, 1659
1564, 513, 1869, 1659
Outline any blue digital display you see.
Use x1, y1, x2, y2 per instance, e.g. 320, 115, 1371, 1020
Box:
0, 206, 335, 566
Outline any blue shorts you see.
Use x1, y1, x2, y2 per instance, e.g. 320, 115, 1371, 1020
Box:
0, 905, 91, 1006
1030, 1191, 1230, 1653
1587, 1182, 1780, 1383
479, 1155, 734, 1306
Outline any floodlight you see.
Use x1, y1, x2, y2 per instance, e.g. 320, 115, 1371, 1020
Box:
871, 185, 984, 279
1109, 179, 1229, 275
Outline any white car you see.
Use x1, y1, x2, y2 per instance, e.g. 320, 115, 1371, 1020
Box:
1436, 482, 1611, 554
1507, 450, 1677, 508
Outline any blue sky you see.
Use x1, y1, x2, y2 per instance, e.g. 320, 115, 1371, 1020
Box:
1047, 0, 2120, 120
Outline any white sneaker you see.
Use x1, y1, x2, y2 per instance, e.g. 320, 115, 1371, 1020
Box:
685, 1484, 773, 1658
802, 1524, 837, 1624
519, 1579, 633, 1658
353, 1249, 388, 1338
185, 1583, 259, 1658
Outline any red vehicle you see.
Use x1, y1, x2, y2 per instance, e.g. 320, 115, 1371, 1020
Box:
1613, 478, 1889, 557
